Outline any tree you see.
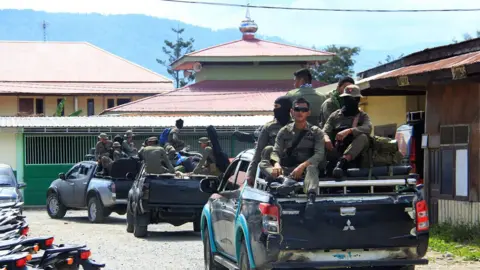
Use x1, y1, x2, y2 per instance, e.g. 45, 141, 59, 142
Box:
54, 98, 83, 117
311, 45, 360, 84
377, 53, 404, 65
157, 27, 195, 88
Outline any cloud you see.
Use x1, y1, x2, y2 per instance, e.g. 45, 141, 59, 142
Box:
1, 0, 479, 50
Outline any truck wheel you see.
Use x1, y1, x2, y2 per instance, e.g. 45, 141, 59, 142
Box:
133, 212, 149, 238
203, 228, 223, 270
193, 217, 201, 232
239, 240, 251, 270
47, 193, 67, 219
88, 196, 105, 223
126, 209, 134, 233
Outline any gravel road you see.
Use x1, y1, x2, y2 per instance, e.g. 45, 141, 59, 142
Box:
25, 209, 480, 270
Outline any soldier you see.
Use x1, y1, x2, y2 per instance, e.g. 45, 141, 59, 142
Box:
167, 118, 186, 151
246, 96, 292, 186
139, 137, 175, 174
319, 77, 354, 128
192, 137, 220, 176
323, 85, 372, 179
95, 133, 113, 160
122, 130, 137, 156
100, 142, 127, 175
286, 68, 326, 126
267, 98, 325, 204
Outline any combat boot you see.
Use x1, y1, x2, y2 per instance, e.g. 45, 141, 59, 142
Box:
305, 190, 317, 219
332, 158, 348, 179
275, 176, 298, 196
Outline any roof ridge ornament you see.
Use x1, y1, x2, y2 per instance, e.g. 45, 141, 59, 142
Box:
239, 2, 258, 40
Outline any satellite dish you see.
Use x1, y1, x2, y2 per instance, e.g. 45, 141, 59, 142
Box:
193, 62, 202, 72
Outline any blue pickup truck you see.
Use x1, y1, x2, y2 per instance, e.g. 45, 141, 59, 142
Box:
199, 149, 429, 270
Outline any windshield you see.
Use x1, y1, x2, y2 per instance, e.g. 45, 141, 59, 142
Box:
0, 175, 15, 187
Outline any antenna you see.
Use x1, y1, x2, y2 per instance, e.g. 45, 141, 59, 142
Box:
41, 20, 49, 42
245, 0, 251, 19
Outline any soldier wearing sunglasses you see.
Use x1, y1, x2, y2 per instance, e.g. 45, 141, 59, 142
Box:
267, 98, 325, 205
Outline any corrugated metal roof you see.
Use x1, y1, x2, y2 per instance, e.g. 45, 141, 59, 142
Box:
371, 51, 480, 80
0, 82, 172, 95
104, 80, 327, 113
0, 41, 172, 83
0, 115, 273, 128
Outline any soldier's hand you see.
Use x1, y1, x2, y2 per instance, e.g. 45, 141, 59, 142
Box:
272, 163, 283, 178
291, 164, 306, 180
336, 129, 352, 141
325, 138, 334, 151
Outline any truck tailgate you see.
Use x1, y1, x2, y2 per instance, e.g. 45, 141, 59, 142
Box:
147, 178, 211, 206
278, 195, 417, 250
114, 180, 134, 200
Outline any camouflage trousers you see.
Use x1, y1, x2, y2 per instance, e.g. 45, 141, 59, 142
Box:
100, 156, 114, 174
259, 146, 320, 193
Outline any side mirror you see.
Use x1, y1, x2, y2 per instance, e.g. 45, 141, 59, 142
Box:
125, 172, 135, 181
17, 183, 27, 189
58, 173, 66, 180
199, 178, 218, 194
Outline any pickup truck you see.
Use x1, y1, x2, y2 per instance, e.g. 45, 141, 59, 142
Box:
200, 149, 429, 270
46, 158, 140, 223
126, 164, 215, 238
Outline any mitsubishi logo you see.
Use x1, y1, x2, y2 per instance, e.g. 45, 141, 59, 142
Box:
343, 219, 355, 231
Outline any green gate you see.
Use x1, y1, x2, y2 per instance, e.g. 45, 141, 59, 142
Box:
23, 130, 255, 205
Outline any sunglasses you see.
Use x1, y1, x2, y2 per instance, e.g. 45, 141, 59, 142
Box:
293, 106, 309, 112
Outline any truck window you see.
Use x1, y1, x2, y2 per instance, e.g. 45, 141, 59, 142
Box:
66, 165, 81, 180
225, 160, 249, 191
219, 160, 240, 191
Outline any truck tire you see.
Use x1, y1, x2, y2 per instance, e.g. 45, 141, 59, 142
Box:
126, 209, 134, 233
133, 212, 149, 238
193, 217, 201, 232
47, 193, 67, 219
203, 228, 224, 270
88, 196, 105, 223
239, 240, 251, 270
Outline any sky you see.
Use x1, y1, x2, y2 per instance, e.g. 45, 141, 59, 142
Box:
1, 0, 479, 51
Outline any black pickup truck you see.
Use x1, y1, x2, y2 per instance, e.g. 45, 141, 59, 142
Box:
126, 164, 215, 238
200, 149, 429, 270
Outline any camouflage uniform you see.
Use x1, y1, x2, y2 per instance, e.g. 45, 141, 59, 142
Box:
267, 122, 325, 193
193, 137, 219, 176
319, 96, 341, 129
95, 133, 113, 160
122, 130, 137, 157
286, 87, 327, 126
247, 119, 292, 180
139, 137, 175, 174
167, 127, 186, 151
100, 142, 127, 174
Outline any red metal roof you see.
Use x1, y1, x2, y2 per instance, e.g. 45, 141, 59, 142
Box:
374, 51, 480, 80
0, 41, 172, 83
103, 80, 326, 113
0, 82, 172, 95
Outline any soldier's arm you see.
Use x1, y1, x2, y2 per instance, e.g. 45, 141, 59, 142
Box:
352, 113, 373, 136
138, 147, 144, 160
271, 127, 286, 166
307, 128, 326, 167
247, 125, 269, 179
122, 141, 132, 155
320, 100, 335, 129
323, 113, 335, 141
160, 148, 175, 173
94, 143, 100, 159
192, 148, 208, 174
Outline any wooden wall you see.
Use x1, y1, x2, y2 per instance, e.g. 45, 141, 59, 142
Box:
425, 81, 480, 204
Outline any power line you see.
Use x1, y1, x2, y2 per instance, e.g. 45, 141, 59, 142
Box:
159, 0, 480, 12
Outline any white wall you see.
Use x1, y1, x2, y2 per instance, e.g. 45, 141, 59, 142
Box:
0, 132, 17, 170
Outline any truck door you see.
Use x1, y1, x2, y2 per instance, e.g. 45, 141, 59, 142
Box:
72, 163, 93, 206
60, 164, 81, 207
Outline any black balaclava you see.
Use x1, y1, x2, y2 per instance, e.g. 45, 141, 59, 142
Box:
274, 96, 293, 126
175, 118, 184, 129
341, 96, 361, 117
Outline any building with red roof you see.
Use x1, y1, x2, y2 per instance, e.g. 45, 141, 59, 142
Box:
102, 12, 333, 116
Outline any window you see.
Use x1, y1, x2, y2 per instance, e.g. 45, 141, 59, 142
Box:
222, 160, 249, 191
57, 98, 65, 116
87, 99, 95, 116
107, 99, 115, 108
220, 160, 239, 191
439, 125, 470, 198
117, 98, 131, 106
35, 98, 44, 114
66, 165, 81, 180
18, 98, 34, 115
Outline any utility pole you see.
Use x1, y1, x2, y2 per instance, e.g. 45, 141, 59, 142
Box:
41, 20, 49, 42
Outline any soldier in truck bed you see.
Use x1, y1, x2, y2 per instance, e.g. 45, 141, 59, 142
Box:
95, 133, 113, 160
192, 137, 220, 176
167, 118, 186, 151
319, 76, 355, 128
139, 137, 175, 174
322, 85, 372, 179
100, 142, 127, 175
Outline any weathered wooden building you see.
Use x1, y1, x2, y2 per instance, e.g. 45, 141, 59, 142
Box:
358, 38, 480, 225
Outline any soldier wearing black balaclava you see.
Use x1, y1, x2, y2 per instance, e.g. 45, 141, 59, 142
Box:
246, 96, 293, 185
167, 118, 186, 151
322, 85, 372, 179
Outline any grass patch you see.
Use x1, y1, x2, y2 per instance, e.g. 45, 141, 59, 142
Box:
429, 222, 480, 261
